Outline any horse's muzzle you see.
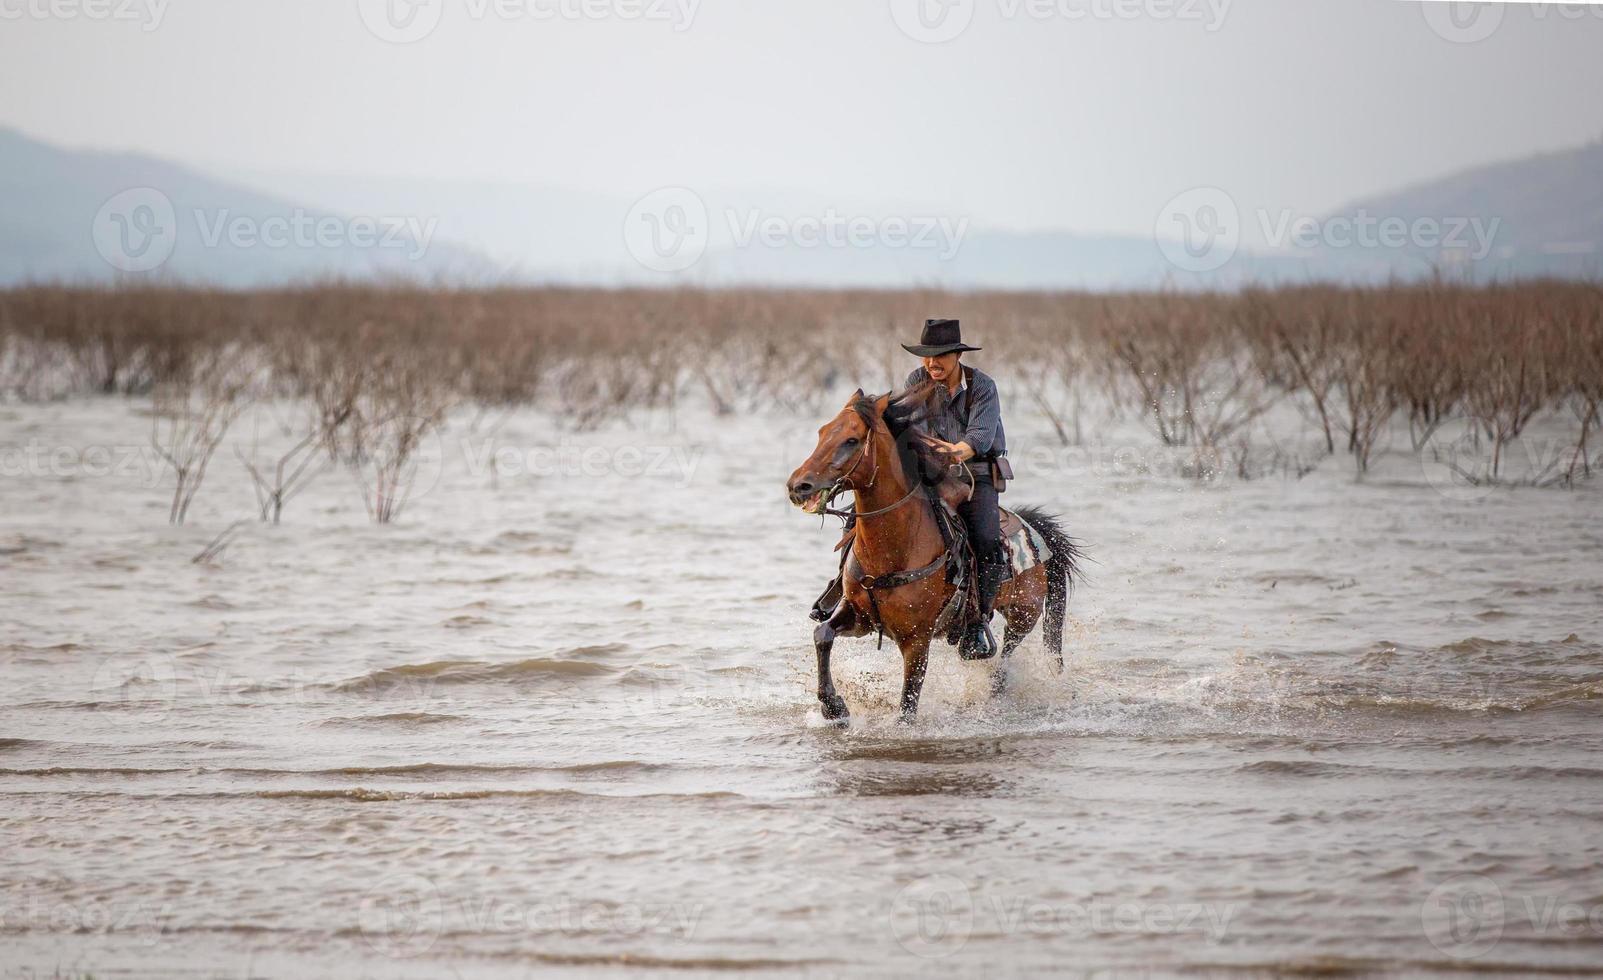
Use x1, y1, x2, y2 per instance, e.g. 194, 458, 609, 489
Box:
787, 477, 830, 513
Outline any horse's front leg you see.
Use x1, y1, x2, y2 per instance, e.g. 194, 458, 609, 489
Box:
898, 634, 932, 723
813, 603, 857, 722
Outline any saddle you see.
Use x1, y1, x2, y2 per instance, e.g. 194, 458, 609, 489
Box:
809, 494, 1044, 648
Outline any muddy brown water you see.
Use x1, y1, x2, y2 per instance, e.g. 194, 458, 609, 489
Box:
2, 396, 1601, 977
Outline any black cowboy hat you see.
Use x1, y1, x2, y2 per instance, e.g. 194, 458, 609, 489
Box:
901, 318, 981, 357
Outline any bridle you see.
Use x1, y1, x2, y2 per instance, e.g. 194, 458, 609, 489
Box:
819, 418, 923, 520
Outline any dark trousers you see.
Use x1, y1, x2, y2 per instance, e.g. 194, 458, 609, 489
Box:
957, 475, 1003, 567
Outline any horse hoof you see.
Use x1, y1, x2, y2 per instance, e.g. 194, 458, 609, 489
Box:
820, 695, 850, 722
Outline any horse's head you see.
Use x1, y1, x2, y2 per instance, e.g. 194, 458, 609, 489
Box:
787, 388, 888, 514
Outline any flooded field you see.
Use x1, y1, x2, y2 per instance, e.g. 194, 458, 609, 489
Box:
3, 393, 1602, 978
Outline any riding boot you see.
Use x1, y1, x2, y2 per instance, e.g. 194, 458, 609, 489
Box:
809, 574, 843, 623
959, 561, 1008, 661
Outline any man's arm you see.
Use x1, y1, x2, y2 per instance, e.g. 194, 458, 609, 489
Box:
961, 375, 1001, 457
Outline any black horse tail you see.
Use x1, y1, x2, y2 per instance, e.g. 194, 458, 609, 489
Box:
1011, 505, 1085, 668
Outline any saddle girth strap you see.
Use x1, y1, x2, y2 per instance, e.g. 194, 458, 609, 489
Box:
858, 551, 947, 651
857, 553, 946, 593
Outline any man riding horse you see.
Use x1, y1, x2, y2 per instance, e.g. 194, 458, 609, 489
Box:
791, 320, 1079, 721
813, 317, 1012, 660
900, 318, 1010, 660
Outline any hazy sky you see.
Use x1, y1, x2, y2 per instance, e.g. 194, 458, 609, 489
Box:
4, 0, 1602, 240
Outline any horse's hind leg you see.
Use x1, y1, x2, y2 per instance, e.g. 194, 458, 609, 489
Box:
991, 601, 1040, 698
898, 637, 932, 723
814, 604, 857, 722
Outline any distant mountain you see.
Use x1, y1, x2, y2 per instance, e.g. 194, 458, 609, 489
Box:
2, 126, 1599, 289
0, 127, 494, 286
1300, 137, 1603, 282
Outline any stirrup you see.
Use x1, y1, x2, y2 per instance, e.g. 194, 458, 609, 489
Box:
958, 621, 997, 661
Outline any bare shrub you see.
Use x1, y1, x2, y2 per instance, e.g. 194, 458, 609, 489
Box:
340, 348, 453, 524
1012, 314, 1088, 447
1559, 291, 1603, 483
1390, 288, 1466, 451
2, 280, 1599, 497
1460, 304, 1556, 481
1329, 321, 1396, 476
1240, 287, 1343, 454
1109, 296, 1276, 452
151, 344, 254, 524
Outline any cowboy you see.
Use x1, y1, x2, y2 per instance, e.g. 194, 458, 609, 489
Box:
901, 318, 1009, 660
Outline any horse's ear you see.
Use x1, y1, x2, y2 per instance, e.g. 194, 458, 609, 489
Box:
873, 393, 891, 416
847, 387, 864, 404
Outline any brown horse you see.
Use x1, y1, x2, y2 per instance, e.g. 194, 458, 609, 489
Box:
787, 384, 1081, 722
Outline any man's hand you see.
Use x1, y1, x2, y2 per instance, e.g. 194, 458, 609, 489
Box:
928, 438, 976, 462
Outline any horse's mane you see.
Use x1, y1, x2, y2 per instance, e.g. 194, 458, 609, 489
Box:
848, 380, 966, 493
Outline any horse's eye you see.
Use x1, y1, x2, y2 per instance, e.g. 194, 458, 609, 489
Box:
842, 438, 860, 448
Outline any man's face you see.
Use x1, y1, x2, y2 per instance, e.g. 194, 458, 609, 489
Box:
922, 351, 961, 384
